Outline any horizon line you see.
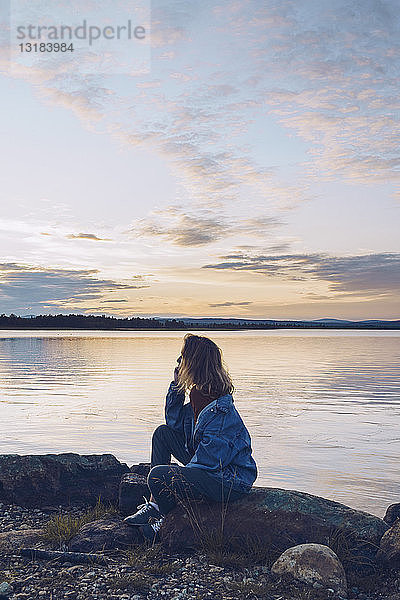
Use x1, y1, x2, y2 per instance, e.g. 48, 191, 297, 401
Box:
1, 313, 399, 324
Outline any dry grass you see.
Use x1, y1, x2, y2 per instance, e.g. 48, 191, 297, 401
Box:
42, 498, 117, 544
0, 569, 19, 583
162, 476, 279, 569
125, 542, 164, 563
174, 486, 281, 568
109, 572, 155, 592
226, 578, 340, 600
326, 525, 379, 572
200, 530, 280, 568
123, 543, 178, 575
226, 580, 274, 597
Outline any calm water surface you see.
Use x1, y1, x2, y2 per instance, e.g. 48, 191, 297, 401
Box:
0, 329, 399, 517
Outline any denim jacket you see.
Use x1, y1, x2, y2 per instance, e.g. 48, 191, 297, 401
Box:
165, 382, 257, 493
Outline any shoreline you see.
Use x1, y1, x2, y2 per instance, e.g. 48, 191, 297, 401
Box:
0, 314, 399, 332
0, 454, 399, 600
0, 499, 397, 600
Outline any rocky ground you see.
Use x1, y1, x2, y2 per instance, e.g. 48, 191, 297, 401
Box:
0, 503, 400, 600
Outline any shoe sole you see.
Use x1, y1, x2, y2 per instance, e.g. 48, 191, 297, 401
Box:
123, 519, 147, 527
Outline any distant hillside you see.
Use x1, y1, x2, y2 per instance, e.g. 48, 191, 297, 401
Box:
312, 318, 352, 324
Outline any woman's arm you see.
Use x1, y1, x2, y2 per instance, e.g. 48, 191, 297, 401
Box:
164, 364, 186, 432
186, 431, 236, 472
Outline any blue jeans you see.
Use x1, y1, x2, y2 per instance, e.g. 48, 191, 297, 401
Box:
151, 424, 193, 467
148, 424, 245, 514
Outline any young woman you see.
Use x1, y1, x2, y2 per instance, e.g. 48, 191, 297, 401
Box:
124, 333, 257, 540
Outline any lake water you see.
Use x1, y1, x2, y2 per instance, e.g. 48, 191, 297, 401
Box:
0, 329, 399, 517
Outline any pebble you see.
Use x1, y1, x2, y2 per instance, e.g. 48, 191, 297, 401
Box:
0, 581, 12, 596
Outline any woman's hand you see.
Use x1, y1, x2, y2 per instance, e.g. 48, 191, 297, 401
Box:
174, 355, 182, 384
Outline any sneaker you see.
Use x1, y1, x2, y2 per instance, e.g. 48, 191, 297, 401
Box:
139, 517, 164, 542
123, 497, 162, 526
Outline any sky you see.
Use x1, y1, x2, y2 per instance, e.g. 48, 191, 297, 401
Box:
0, 0, 399, 320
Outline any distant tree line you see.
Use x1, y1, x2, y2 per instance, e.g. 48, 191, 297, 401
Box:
0, 313, 399, 330
0, 313, 186, 329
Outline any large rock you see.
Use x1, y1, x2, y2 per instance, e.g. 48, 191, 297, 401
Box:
383, 503, 400, 526
160, 487, 388, 564
119, 463, 180, 516
129, 463, 151, 477
119, 473, 149, 516
119, 462, 191, 516
68, 515, 142, 552
376, 520, 400, 567
271, 543, 347, 597
0, 454, 129, 508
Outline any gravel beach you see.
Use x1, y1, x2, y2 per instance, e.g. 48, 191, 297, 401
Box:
1, 503, 400, 600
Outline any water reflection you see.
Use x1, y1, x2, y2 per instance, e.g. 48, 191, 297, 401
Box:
0, 330, 399, 517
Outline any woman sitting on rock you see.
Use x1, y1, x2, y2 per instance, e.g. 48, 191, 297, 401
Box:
124, 333, 258, 540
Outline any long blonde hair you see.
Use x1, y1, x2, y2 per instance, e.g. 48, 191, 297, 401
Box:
177, 333, 234, 398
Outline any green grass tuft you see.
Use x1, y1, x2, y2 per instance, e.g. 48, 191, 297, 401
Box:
43, 498, 117, 544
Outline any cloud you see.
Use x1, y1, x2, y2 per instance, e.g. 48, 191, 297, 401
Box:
203, 251, 400, 297
1, 0, 399, 225
136, 212, 228, 247
0, 263, 27, 271
0, 263, 149, 313
66, 233, 112, 241
132, 207, 280, 247
209, 301, 252, 307
1, 0, 313, 213
256, 0, 400, 184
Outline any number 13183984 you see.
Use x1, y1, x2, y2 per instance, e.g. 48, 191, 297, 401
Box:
19, 42, 74, 52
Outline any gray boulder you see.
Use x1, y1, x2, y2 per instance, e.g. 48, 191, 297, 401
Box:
0, 454, 129, 508
119, 473, 149, 516
129, 463, 151, 477
69, 483, 388, 565
68, 515, 141, 552
271, 543, 347, 597
376, 519, 400, 567
383, 503, 400, 526
160, 486, 388, 564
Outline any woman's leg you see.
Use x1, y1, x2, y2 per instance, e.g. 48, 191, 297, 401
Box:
125, 426, 193, 519
151, 424, 193, 467
180, 466, 245, 504
147, 464, 205, 515
147, 464, 245, 515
